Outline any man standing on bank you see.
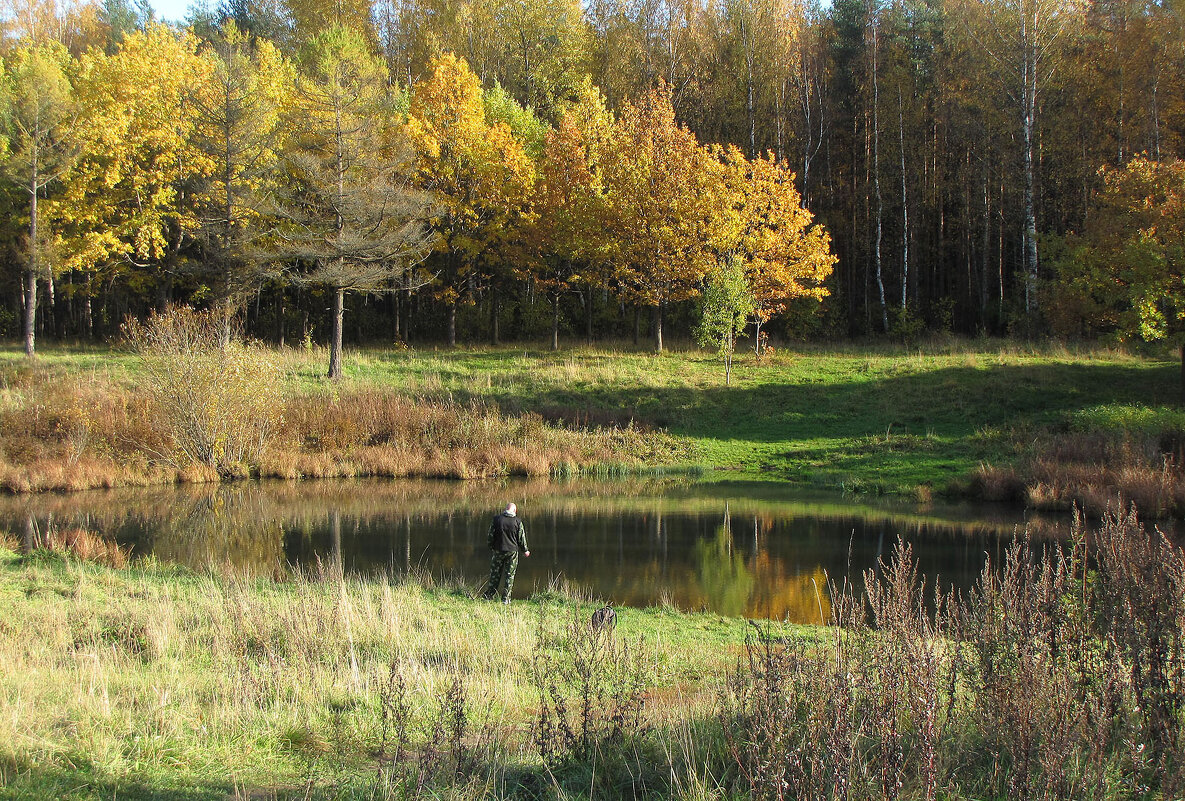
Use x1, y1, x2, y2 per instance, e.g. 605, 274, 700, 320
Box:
484, 502, 530, 603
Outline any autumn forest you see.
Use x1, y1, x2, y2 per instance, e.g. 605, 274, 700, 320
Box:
0, 0, 1183, 361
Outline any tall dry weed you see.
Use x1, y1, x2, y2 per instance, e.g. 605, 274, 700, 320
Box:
532, 604, 651, 768
951, 533, 1109, 799
723, 507, 1185, 799
1092, 506, 1185, 770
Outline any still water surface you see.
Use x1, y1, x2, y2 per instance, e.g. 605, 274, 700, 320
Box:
0, 478, 1060, 621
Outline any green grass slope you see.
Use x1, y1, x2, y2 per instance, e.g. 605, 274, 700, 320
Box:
3, 339, 1179, 495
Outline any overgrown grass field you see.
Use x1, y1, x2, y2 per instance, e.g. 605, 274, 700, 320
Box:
3, 504, 1183, 800
2, 337, 1182, 509
0, 539, 749, 800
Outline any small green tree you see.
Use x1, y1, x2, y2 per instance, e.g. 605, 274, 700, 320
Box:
697, 258, 756, 386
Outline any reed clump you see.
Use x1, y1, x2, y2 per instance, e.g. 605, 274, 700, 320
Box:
32, 526, 131, 567
271, 389, 683, 480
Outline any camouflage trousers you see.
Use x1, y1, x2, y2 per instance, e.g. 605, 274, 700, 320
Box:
484, 551, 520, 601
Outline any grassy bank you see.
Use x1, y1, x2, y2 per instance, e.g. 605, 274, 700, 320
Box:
2, 338, 1184, 510
3, 505, 1183, 800
0, 536, 749, 800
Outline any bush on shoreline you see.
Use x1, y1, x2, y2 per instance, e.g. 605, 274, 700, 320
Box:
124, 307, 285, 472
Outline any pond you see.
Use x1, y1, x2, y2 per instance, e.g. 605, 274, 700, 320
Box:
0, 477, 1061, 621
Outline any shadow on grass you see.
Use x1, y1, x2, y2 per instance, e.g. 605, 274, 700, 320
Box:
463, 360, 1177, 442
0, 757, 233, 801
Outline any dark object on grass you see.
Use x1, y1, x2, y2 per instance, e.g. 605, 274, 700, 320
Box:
591, 605, 617, 631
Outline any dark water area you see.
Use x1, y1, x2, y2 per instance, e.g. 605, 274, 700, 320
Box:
0, 477, 1069, 621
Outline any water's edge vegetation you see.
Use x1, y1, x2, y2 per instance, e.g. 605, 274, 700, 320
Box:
3, 331, 1185, 514
2, 506, 1182, 800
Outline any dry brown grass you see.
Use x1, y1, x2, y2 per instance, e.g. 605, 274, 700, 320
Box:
0, 364, 171, 491
0, 367, 681, 493
22, 526, 131, 567
975, 430, 1185, 517
268, 390, 676, 479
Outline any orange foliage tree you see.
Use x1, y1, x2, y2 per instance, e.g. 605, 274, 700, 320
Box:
603, 83, 717, 353
717, 146, 836, 352
407, 53, 534, 346
531, 87, 616, 349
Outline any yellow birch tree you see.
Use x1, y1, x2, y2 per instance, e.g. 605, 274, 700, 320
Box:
2, 40, 79, 356
50, 26, 210, 327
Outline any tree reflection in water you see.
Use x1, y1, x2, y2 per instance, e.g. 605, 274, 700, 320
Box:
0, 477, 1054, 619
693, 524, 755, 617
145, 486, 287, 574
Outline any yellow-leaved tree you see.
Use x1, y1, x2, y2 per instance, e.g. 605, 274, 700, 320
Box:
1054, 157, 1185, 400
718, 146, 835, 353
50, 26, 210, 334
531, 85, 615, 348
2, 41, 80, 357
603, 82, 716, 353
407, 53, 534, 346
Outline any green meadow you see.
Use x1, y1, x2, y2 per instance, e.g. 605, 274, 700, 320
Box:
2, 338, 1181, 498
0, 542, 751, 800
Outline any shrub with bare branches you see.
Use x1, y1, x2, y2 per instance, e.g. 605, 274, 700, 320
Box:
723, 507, 1185, 800
532, 604, 651, 768
123, 306, 284, 473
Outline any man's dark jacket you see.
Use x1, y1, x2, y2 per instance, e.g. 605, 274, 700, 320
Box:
488, 512, 527, 553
